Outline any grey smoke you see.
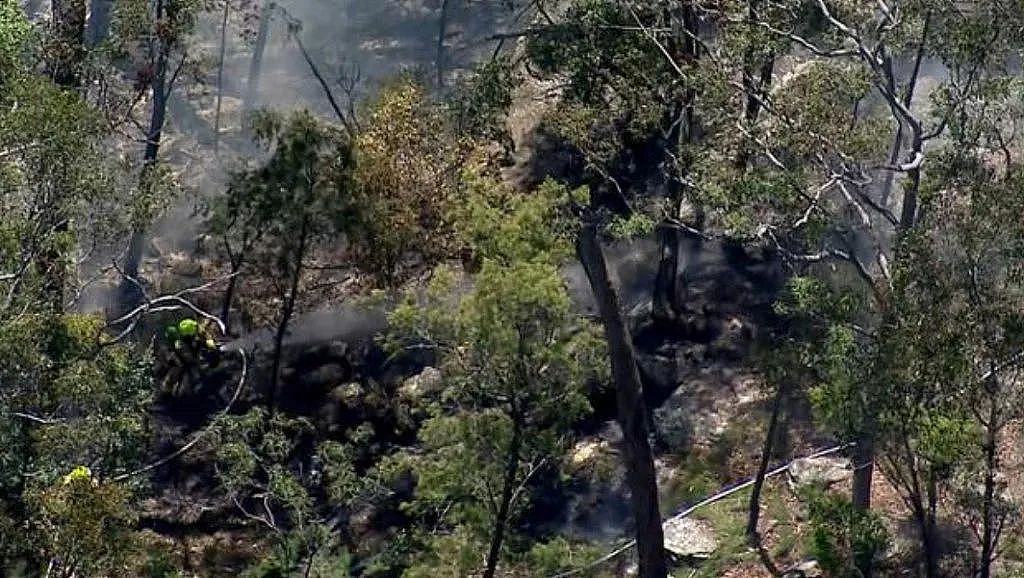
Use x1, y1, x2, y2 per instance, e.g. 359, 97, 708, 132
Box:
225, 232, 751, 353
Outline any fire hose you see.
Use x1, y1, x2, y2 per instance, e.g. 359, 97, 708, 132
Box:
547, 443, 856, 578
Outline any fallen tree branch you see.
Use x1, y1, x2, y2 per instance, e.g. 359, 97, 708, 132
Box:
105, 266, 236, 344
10, 412, 65, 425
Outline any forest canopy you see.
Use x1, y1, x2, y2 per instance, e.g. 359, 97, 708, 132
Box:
2, 0, 1024, 577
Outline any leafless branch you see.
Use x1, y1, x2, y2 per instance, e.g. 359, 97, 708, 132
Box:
233, 494, 279, 532
836, 179, 871, 229
164, 52, 188, 100
793, 178, 836, 229
105, 266, 237, 343
275, 6, 356, 138
752, 20, 857, 57
11, 412, 65, 425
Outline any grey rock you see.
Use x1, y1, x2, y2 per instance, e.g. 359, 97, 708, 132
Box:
330, 382, 364, 406
788, 456, 853, 489
662, 517, 718, 558
399, 366, 443, 399
782, 560, 822, 577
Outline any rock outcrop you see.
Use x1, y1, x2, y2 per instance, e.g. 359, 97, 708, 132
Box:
662, 517, 718, 559
788, 456, 853, 490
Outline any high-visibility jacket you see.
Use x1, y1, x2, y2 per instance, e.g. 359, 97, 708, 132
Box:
63, 465, 92, 484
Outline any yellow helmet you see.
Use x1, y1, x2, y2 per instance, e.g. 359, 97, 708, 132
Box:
178, 318, 199, 337
63, 465, 92, 484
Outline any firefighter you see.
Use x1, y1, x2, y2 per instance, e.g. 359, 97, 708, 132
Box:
163, 317, 221, 395
63, 465, 95, 486
171, 318, 219, 357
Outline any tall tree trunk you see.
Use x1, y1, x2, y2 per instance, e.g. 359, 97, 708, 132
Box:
880, 10, 930, 207
852, 435, 875, 511
736, 27, 775, 171
920, 472, 940, 578
243, 1, 272, 118
85, 0, 113, 46
436, 0, 451, 88
652, 2, 701, 324
651, 221, 680, 325
979, 398, 999, 578
895, 13, 932, 231
739, 0, 775, 129
746, 381, 786, 543
577, 221, 668, 578
214, 0, 230, 153
268, 216, 308, 410
852, 431, 876, 576
482, 408, 523, 578
122, 13, 170, 286
854, 19, 932, 575
122, 0, 171, 304
741, 56, 775, 126
899, 137, 923, 231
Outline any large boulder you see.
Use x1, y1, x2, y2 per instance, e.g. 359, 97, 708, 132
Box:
399, 366, 443, 399
788, 456, 853, 490
662, 517, 718, 559
782, 560, 823, 577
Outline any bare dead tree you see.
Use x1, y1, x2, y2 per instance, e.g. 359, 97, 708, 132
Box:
214, 0, 231, 154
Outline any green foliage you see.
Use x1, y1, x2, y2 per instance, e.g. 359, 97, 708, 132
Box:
608, 211, 657, 240
0, 314, 153, 485
773, 275, 861, 321
450, 56, 517, 142
350, 79, 465, 287
805, 490, 890, 578
400, 525, 485, 578
526, 537, 607, 577
527, 0, 681, 114
204, 110, 354, 324
388, 176, 603, 575
210, 408, 365, 578
454, 173, 580, 267
30, 477, 138, 577
109, 0, 201, 57
0, 0, 29, 73
0, 72, 128, 295
243, 524, 353, 578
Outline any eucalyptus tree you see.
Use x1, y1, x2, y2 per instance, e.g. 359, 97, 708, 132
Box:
871, 78, 1024, 577
0, 8, 173, 573
207, 110, 354, 408
109, 0, 202, 292
386, 175, 604, 578
524, 1, 1024, 575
